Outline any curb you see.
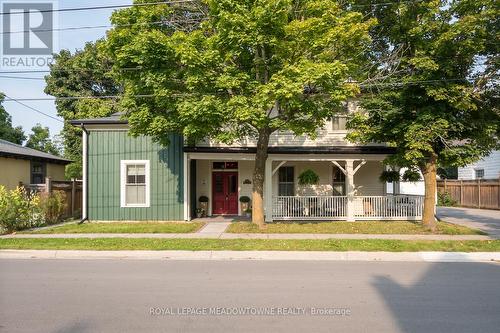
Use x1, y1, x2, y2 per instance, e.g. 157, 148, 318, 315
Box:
1, 250, 499, 262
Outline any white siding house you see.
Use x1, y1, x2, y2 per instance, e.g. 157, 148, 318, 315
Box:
458, 151, 500, 180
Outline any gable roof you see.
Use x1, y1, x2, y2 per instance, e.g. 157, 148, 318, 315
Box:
70, 112, 128, 125
0, 139, 71, 164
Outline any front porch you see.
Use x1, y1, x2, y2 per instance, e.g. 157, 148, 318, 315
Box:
183, 151, 423, 222
272, 195, 423, 221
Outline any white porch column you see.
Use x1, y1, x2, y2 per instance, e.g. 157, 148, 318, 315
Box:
264, 158, 273, 222
392, 166, 401, 195
345, 160, 355, 222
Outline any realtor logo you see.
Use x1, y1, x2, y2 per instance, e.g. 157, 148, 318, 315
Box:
1, 0, 57, 67
2, 1, 53, 54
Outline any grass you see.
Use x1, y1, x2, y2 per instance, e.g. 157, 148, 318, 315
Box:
23, 222, 205, 234
226, 221, 486, 235
0, 238, 498, 252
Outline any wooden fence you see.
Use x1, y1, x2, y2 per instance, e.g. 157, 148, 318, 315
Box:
22, 178, 83, 218
437, 179, 500, 210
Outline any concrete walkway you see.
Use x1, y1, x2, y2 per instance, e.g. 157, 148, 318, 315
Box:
0, 232, 493, 240
1, 249, 499, 262
197, 221, 231, 235
437, 207, 500, 237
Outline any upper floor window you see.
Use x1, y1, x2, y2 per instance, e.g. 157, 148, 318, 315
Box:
31, 161, 45, 184
278, 166, 294, 196
120, 160, 150, 207
475, 169, 484, 179
331, 115, 348, 131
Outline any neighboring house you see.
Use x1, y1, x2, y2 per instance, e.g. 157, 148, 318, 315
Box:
0, 139, 70, 189
71, 107, 423, 223
458, 151, 500, 180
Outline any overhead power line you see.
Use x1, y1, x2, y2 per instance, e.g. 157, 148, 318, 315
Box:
3, 94, 64, 123
0, 18, 205, 35
1, 79, 473, 102
0, 0, 197, 16
0, 0, 425, 16
0, 75, 45, 80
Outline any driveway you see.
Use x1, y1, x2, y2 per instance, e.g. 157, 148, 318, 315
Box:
437, 207, 500, 237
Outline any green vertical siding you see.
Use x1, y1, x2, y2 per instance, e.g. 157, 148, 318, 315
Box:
88, 131, 184, 221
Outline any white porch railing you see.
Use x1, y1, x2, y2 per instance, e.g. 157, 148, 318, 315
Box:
273, 196, 347, 220
353, 195, 423, 220
272, 195, 423, 220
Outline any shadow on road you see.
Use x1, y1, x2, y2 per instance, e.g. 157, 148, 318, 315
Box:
373, 257, 500, 333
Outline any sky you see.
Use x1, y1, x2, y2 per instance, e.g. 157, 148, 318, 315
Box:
1, 0, 132, 138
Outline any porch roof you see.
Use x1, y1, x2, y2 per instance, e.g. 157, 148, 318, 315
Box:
184, 146, 396, 155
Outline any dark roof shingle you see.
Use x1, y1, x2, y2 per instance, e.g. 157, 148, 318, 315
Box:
0, 139, 71, 164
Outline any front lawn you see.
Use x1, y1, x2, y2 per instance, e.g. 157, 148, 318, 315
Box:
23, 222, 205, 234
0, 238, 498, 252
226, 221, 485, 235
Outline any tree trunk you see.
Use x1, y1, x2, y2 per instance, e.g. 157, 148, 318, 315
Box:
420, 156, 438, 232
252, 127, 271, 229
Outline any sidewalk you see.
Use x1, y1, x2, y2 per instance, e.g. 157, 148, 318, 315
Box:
0, 232, 494, 240
1, 249, 499, 262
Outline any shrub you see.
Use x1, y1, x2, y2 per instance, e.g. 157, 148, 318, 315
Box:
39, 190, 67, 225
438, 191, 457, 207
0, 186, 43, 233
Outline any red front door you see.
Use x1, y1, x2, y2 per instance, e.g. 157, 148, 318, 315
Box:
212, 172, 238, 215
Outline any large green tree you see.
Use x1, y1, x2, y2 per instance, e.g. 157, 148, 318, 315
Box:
44, 41, 120, 178
347, 0, 499, 230
107, 0, 375, 226
0, 93, 26, 144
25, 124, 61, 156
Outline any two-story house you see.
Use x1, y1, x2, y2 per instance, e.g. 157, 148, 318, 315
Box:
71, 107, 423, 223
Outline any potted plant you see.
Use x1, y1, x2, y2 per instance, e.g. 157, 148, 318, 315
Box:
298, 169, 320, 185
239, 196, 251, 214
244, 207, 252, 218
195, 208, 205, 218
198, 196, 209, 217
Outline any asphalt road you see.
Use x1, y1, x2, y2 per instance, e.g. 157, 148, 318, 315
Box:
1, 259, 499, 333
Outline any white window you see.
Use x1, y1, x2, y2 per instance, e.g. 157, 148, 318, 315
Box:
475, 169, 484, 179
330, 115, 348, 131
278, 166, 295, 196
120, 160, 150, 207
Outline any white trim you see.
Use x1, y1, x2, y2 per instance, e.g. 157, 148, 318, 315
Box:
183, 154, 189, 220
272, 161, 287, 175
353, 159, 367, 175
82, 129, 88, 219
267, 154, 387, 162
331, 160, 347, 175
120, 160, 150, 208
